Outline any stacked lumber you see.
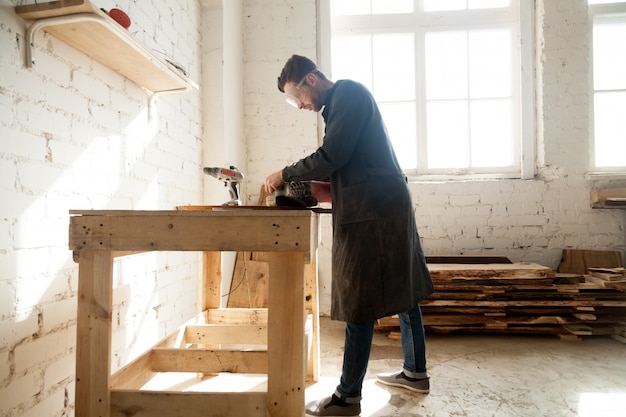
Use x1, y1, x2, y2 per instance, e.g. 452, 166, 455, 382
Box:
585, 267, 626, 292
376, 262, 626, 341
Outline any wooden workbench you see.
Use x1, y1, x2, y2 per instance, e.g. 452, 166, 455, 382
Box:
69, 208, 320, 417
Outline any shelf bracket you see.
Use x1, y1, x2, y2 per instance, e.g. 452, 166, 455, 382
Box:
25, 13, 106, 67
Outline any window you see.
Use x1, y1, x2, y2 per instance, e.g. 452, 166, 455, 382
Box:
321, 0, 534, 178
589, 0, 626, 171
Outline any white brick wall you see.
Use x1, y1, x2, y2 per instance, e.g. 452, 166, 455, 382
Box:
0, 1, 203, 416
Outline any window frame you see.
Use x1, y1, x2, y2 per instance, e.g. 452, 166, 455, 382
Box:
588, 1, 626, 173
317, 0, 535, 180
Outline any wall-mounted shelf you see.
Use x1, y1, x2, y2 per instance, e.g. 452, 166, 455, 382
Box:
16, 0, 198, 95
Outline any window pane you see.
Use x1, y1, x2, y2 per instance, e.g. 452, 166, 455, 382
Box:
331, 0, 413, 16
424, 0, 466, 11
469, 0, 510, 9
469, 29, 512, 98
329, 0, 526, 175
470, 99, 514, 167
593, 20, 626, 90
331, 35, 373, 91
373, 34, 415, 101
379, 102, 418, 168
424, 0, 510, 11
373, 0, 413, 14
425, 31, 468, 100
330, 0, 370, 16
594, 92, 626, 167
427, 101, 470, 168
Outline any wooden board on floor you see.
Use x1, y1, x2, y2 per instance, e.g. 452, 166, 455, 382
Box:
426, 255, 512, 264
227, 252, 269, 308
558, 249, 623, 274
429, 262, 555, 281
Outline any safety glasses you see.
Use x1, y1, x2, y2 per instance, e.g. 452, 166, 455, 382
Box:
285, 73, 309, 108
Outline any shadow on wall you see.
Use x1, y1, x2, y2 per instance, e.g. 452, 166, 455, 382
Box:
2, 45, 201, 417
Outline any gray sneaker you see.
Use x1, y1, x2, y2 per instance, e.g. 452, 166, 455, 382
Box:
305, 394, 361, 416
377, 371, 430, 393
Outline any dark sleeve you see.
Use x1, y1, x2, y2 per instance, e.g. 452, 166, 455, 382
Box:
282, 82, 372, 181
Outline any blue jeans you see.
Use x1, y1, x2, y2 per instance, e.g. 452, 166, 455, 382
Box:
336, 304, 428, 402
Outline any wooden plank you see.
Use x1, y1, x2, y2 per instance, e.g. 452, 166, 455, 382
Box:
251, 252, 270, 262
382, 313, 621, 327
73, 208, 313, 216
227, 252, 269, 308
433, 283, 581, 292
111, 390, 266, 417
151, 348, 267, 374
558, 249, 623, 274
305, 252, 320, 383
428, 262, 556, 279
69, 211, 316, 258
421, 299, 626, 307
110, 310, 212, 390
588, 267, 626, 281
254, 264, 270, 307
109, 350, 155, 390
75, 251, 113, 417
202, 251, 221, 310
585, 275, 626, 291
15, 0, 94, 19
426, 255, 512, 264
109, 317, 202, 390
553, 273, 586, 284
207, 308, 268, 325
185, 324, 267, 345
433, 277, 555, 286
591, 188, 626, 208
423, 326, 570, 336
267, 252, 306, 417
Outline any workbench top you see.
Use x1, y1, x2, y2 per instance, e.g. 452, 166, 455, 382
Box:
69, 208, 319, 260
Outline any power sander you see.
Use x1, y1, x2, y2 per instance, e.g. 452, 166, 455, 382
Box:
271, 181, 318, 207
203, 166, 244, 206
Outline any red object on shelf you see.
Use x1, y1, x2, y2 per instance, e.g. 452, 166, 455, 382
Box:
108, 8, 131, 29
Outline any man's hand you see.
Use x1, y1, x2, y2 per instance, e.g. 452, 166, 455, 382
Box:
264, 170, 285, 194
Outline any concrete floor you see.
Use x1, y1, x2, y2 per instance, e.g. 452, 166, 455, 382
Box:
306, 316, 626, 417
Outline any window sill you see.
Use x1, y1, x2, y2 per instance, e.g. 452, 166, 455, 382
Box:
585, 172, 626, 180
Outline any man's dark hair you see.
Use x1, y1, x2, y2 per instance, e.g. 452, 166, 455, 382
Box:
277, 55, 326, 92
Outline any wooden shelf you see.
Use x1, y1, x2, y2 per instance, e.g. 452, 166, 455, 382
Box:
16, 0, 197, 94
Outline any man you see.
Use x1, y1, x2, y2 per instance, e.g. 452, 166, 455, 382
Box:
265, 55, 434, 417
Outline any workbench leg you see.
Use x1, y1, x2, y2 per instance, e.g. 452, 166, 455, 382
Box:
202, 251, 222, 310
267, 252, 306, 417
75, 251, 113, 417
305, 252, 320, 382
